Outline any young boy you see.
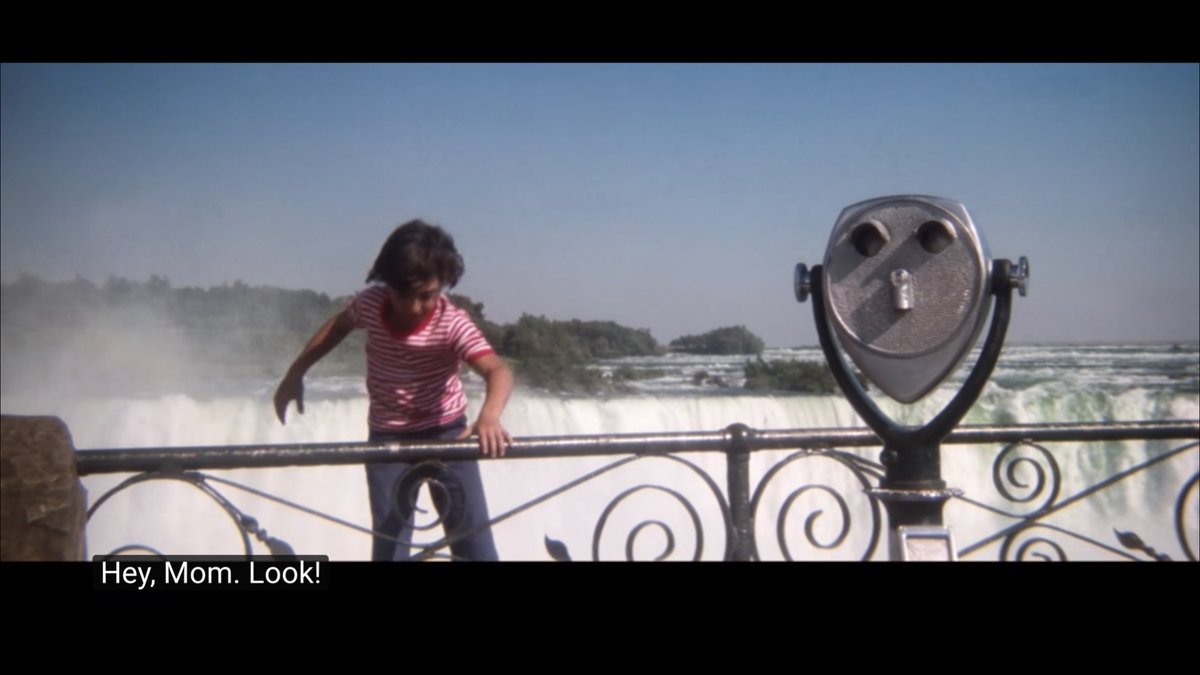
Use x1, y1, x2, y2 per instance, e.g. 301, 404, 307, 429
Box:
273, 220, 513, 561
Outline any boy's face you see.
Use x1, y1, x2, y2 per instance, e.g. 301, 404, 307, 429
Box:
387, 277, 443, 328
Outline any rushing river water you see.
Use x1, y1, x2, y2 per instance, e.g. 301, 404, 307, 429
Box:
3, 344, 1197, 560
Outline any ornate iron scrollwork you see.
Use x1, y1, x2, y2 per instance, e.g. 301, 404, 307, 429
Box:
962, 440, 1199, 561
87, 470, 286, 558
777, 486, 852, 553
1001, 528, 1069, 561
1176, 472, 1199, 562
77, 423, 1198, 561
393, 461, 464, 533
992, 441, 1062, 514
750, 449, 883, 561
593, 486, 700, 561
543, 454, 732, 561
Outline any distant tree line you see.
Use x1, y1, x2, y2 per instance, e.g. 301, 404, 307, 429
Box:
669, 325, 764, 355
448, 304, 773, 392
741, 358, 868, 395
447, 298, 662, 393
1, 275, 686, 394
3, 275, 791, 395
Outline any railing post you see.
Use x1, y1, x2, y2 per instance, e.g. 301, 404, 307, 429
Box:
725, 423, 754, 561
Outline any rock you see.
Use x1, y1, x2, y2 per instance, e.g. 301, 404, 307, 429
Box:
0, 416, 87, 560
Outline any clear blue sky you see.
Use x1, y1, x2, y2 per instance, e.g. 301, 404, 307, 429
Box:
3, 63, 1197, 345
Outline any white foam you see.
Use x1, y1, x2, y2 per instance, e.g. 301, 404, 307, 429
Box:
4, 343, 1196, 561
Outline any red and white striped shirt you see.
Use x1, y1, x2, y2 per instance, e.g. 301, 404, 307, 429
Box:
344, 286, 495, 432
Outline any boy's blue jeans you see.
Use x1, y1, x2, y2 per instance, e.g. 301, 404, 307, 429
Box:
366, 416, 499, 561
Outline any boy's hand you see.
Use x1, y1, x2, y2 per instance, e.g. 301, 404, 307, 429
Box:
460, 413, 513, 458
274, 374, 305, 424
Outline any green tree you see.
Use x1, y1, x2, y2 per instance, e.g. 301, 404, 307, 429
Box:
670, 325, 765, 355
743, 358, 868, 394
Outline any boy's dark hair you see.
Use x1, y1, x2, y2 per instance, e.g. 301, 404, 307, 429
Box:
367, 219, 465, 291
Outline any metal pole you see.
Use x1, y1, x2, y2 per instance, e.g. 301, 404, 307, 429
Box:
725, 423, 754, 561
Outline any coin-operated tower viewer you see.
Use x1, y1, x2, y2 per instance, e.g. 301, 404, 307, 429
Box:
795, 195, 1029, 561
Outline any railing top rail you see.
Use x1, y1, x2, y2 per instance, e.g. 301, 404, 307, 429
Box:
73, 420, 1200, 476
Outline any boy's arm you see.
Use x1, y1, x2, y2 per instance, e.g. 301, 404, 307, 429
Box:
274, 310, 355, 424
461, 353, 514, 457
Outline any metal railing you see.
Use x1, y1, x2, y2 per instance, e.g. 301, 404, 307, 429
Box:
78, 420, 1200, 561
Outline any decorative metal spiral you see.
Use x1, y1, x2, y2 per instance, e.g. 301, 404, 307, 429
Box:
997, 523, 1152, 561
88, 471, 257, 557
777, 486, 851, 557
992, 441, 1061, 514
626, 520, 676, 561
1177, 472, 1199, 562
580, 454, 731, 561
961, 439, 1199, 561
392, 461, 464, 533
750, 449, 882, 561
1005, 532, 1069, 562
101, 544, 167, 558
592, 484, 703, 561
